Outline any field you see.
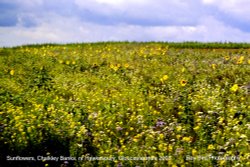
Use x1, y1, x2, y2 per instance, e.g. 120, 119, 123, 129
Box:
0, 42, 250, 167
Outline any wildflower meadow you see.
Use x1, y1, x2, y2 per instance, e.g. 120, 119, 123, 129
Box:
0, 42, 249, 167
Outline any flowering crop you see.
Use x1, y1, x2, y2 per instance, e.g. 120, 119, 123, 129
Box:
0, 43, 249, 167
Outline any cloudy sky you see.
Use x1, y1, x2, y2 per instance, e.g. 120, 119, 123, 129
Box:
1, 0, 250, 47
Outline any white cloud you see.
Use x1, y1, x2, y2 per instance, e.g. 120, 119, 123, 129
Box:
2, 0, 44, 7
74, 0, 201, 25
202, 0, 215, 4
202, 0, 250, 21
1, 0, 250, 46
2, 14, 250, 47
94, 0, 146, 6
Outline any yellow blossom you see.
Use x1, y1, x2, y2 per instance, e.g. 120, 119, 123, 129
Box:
159, 133, 164, 139
218, 117, 224, 124
192, 149, 197, 156
224, 56, 230, 61
110, 64, 114, 68
236, 56, 244, 64
211, 64, 216, 69
237, 59, 243, 64
219, 160, 226, 166
168, 145, 173, 152
133, 138, 138, 142
208, 144, 215, 150
230, 84, 239, 92
193, 126, 200, 131
180, 80, 187, 86
124, 63, 129, 68
176, 126, 182, 132
181, 67, 185, 72
113, 66, 119, 71
182, 136, 192, 142
10, 69, 15, 75
162, 75, 169, 81
239, 56, 244, 61
176, 135, 181, 139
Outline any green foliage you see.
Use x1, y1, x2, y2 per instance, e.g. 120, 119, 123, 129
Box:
0, 43, 250, 167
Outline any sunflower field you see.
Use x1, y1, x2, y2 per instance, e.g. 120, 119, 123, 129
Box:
0, 42, 249, 167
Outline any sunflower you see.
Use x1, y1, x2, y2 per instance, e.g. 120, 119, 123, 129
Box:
10, 69, 15, 76
124, 63, 129, 68
224, 55, 230, 61
180, 80, 187, 86
236, 56, 244, 64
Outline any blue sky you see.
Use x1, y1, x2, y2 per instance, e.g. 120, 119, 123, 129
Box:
1, 0, 250, 47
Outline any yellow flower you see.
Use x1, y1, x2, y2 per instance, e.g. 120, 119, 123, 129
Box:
168, 145, 173, 152
162, 75, 169, 81
181, 67, 185, 73
176, 135, 181, 139
159, 133, 164, 139
158, 144, 164, 150
182, 136, 192, 142
208, 144, 215, 150
237, 59, 243, 64
248, 59, 250, 64
10, 69, 15, 75
180, 80, 187, 86
72, 61, 76, 65
219, 160, 226, 166
133, 138, 139, 142
160, 75, 169, 83
153, 110, 159, 115
193, 126, 200, 131
230, 84, 239, 92
218, 117, 224, 124
66, 60, 70, 65
176, 126, 182, 132
113, 66, 119, 71
224, 56, 230, 61
110, 64, 119, 71
239, 56, 244, 61
178, 105, 184, 110
211, 64, 216, 69
192, 149, 197, 156
236, 56, 244, 64
124, 63, 129, 68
